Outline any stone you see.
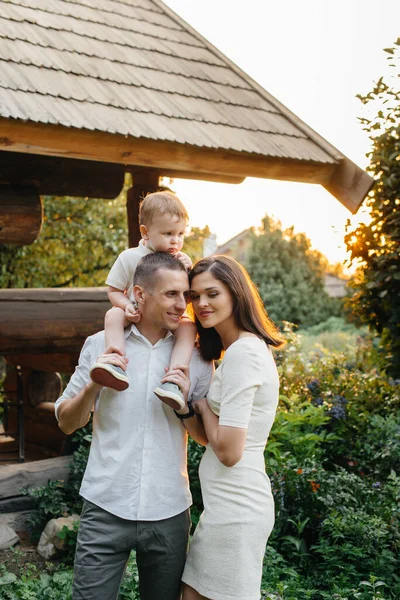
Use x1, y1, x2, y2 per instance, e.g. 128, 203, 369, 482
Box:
0, 510, 31, 531
37, 514, 80, 560
0, 524, 20, 549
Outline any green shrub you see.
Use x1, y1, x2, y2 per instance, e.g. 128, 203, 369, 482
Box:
19, 324, 400, 599
0, 553, 141, 599
24, 425, 91, 542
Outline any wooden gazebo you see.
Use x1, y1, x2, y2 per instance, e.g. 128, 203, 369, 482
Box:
0, 0, 373, 461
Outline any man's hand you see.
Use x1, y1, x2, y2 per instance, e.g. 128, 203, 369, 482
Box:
175, 251, 192, 272
161, 364, 190, 405
96, 345, 129, 371
125, 302, 141, 323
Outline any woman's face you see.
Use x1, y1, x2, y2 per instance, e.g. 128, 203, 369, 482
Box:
190, 270, 234, 329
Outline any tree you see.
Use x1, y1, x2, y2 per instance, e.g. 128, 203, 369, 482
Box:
184, 225, 211, 263
0, 191, 129, 288
246, 216, 341, 327
0, 182, 210, 289
345, 39, 400, 376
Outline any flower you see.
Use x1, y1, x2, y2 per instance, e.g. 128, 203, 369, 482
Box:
312, 396, 324, 407
310, 481, 321, 492
307, 378, 320, 394
334, 394, 348, 405
329, 405, 347, 420
296, 468, 303, 475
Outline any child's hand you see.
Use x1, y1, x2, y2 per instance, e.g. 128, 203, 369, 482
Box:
125, 303, 141, 323
175, 251, 192, 272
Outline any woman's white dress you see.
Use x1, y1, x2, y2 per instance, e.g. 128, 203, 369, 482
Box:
182, 336, 279, 600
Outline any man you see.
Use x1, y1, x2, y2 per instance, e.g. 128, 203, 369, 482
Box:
55, 252, 213, 600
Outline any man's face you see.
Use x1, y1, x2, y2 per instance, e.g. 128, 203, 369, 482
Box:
140, 268, 190, 334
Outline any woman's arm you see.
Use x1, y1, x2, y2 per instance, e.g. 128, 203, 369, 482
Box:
195, 398, 246, 467
195, 341, 263, 467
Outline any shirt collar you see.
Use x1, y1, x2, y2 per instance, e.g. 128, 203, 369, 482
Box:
139, 239, 155, 254
125, 324, 175, 346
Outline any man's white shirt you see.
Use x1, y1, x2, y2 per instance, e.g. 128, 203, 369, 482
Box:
55, 325, 213, 521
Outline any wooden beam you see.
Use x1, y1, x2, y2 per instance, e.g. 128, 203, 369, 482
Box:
0, 186, 43, 245
162, 170, 244, 184
127, 170, 160, 248
0, 288, 109, 355
324, 158, 375, 214
0, 151, 125, 199
0, 119, 374, 212
6, 353, 80, 374
0, 119, 336, 184
0, 456, 72, 499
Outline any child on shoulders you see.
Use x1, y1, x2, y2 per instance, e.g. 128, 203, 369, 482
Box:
90, 191, 196, 410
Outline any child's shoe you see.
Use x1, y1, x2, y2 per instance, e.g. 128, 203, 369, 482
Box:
154, 382, 185, 411
90, 363, 129, 391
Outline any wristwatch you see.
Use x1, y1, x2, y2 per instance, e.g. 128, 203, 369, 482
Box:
174, 400, 196, 420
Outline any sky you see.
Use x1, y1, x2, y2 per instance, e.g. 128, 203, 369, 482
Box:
162, 0, 400, 267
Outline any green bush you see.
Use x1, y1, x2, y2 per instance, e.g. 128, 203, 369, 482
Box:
0, 553, 141, 599
18, 324, 399, 599
24, 426, 91, 541
259, 327, 400, 599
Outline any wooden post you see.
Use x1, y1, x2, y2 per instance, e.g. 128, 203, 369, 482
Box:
0, 186, 43, 245
127, 170, 160, 248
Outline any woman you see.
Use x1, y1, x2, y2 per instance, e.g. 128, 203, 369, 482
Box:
182, 255, 285, 600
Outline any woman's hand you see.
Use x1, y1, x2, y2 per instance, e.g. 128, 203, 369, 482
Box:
161, 364, 190, 405
193, 397, 208, 415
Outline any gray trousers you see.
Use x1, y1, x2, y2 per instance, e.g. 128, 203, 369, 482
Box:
72, 499, 191, 600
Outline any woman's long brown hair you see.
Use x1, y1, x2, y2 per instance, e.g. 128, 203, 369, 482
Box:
189, 255, 285, 361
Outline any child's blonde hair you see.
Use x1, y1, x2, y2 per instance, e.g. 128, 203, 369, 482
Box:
139, 191, 189, 227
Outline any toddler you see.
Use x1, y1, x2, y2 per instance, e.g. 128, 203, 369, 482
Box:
90, 191, 196, 411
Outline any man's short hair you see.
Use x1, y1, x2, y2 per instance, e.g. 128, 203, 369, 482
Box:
134, 252, 187, 291
138, 191, 189, 227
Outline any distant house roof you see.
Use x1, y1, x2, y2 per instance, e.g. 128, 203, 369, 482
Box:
324, 274, 348, 298
0, 0, 373, 211
217, 229, 253, 255
218, 229, 348, 298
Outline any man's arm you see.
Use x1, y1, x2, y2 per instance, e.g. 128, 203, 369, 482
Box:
58, 381, 101, 435
56, 339, 126, 435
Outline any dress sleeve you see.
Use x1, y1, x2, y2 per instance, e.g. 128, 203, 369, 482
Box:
218, 340, 263, 429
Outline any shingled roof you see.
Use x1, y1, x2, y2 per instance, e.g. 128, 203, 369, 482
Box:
0, 0, 373, 212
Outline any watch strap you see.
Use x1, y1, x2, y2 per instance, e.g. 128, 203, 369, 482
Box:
174, 400, 195, 420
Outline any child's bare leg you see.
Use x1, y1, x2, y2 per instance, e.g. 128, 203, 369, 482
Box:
170, 317, 197, 367
105, 307, 129, 353
154, 318, 197, 410
90, 307, 130, 391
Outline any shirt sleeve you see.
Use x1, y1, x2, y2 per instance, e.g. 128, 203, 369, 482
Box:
218, 341, 263, 429
190, 356, 214, 402
106, 250, 136, 292
54, 334, 98, 421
